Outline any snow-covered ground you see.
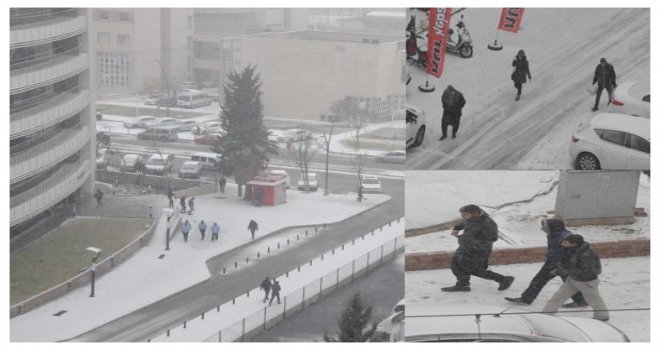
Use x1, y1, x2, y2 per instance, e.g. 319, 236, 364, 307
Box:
10, 190, 391, 342
406, 257, 650, 341
405, 8, 650, 170
406, 171, 650, 252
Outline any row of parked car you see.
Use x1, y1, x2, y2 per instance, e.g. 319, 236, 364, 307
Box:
405, 79, 650, 170
97, 149, 222, 179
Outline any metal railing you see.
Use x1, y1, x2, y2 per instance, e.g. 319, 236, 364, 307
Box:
150, 218, 404, 342
10, 10, 85, 48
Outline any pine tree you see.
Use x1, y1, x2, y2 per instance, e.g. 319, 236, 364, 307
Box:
324, 292, 377, 342
212, 65, 277, 197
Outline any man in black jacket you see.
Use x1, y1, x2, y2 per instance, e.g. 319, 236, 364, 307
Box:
439, 85, 466, 141
260, 277, 271, 303
442, 205, 515, 292
505, 219, 586, 306
592, 57, 617, 111
542, 235, 610, 321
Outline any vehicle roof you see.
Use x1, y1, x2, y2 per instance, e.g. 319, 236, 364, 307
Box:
150, 125, 181, 130
618, 80, 650, 99
138, 116, 156, 120
590, 113, 650, 139
123, 154, 141, 160
178, 89, 208, 96
182, 160, 200, 166
148, 153, 172, 160
362, 174, 379, 179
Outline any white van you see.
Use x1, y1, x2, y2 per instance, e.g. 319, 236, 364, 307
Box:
145, 153, 174, 175
177, 90, 212, 109
269, 169, 290, 188
190, 152, 222, 171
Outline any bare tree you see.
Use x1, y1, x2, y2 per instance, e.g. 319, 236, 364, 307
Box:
289, 130, 318, 193
320, 122, 336, 196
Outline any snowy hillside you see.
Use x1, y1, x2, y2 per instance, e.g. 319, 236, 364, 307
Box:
405, 8, 650, 170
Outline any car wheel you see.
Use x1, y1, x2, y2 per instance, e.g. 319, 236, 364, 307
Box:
412, 126, 425, 147
576, 152, 601, 170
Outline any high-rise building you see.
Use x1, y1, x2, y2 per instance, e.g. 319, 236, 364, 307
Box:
9, 8, 95, 243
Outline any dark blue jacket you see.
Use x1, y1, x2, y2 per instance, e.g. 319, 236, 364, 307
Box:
547, 228, 573, 267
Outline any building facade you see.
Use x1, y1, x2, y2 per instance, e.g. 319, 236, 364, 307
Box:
10, 8, 95, 240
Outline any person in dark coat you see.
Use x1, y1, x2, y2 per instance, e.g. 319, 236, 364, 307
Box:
269, 280, 281, 305
188, 197, 195, 214
180, 195, 187, 213
198, 220, 207, 241
211, 222, 220, 241
511, 49, 532, 101
94, 189, 104, 208
442, 205, 515, 292
439, 85, 466, 140
248, 219, 259, 239
505, 219, 586, 306
542, 235, 610, 321
167, 189, 174, 208
260, 277, 272, 303
219, 175, 227, 193
591, 57, 617, 111
357, 184, 364, 202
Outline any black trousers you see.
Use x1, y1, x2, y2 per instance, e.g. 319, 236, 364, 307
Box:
514, 82, 523, 95
520, 261, 586, 304
594, 84, 613, 107
451, 250, 505, 286
441, 111, 461, 137
263, 289, 270, 301
269, 292, 280, 305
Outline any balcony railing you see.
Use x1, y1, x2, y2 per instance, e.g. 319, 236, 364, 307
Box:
10, 53, 88, 94
10, 126, 90, 185
10, 10, 86, 48
11, 88, 89, 139
10, 159, 90, 227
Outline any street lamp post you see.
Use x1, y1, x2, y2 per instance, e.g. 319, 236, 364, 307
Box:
163, 208, 174, 251
154, 58, 171, 118
86, 247, 102, 297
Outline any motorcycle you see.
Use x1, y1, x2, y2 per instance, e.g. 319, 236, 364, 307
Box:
406, 28, 428, 68
446, 16, 473, 58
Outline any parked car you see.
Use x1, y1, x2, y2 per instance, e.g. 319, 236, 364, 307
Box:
194, 133, 223, 145
120, 154, 143, 172
144, 93, 160, 106
285, 128, 314, 142
179, 160, 203, 179
176, 120, 198, 132
144, 153, 174, 175
376, 150, 406, 164
406, 104, 426, 148
297, 172, 318, 191
405, 304, 629, 342
124, 116, 156, 129
144, 117, 180, 129
608, 80, 650, 118
190, 152, 222, 171
193, 121, 224, 136
569, 113, 650, 170
137, 125, 178, 142
361, 175, 383, 193
157, 95, 178, 107
269, 169, 290, 188
371, 300, 405, 342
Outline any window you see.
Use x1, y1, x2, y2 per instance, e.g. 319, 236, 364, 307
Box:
596, 129, 627, 147
97, 52, 130, 87
629, 134, 650, 154
119, 11, 129, 22
117, 34, 130, 46
98, 32, 111, 45
99, 10, 110, 21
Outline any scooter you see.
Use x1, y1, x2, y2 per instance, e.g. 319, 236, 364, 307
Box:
446, 16, 473, 58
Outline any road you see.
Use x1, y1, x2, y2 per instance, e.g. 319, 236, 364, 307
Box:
67, 172, 404, 342
405, 8, 649, 170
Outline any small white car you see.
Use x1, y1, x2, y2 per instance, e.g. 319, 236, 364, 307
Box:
269, 169, 290, 188
376, 151, 406, 164
569, 113, 650, 170
176, 120, 198, 132
144, 117, 180, 129
120, 154, 143, 172
179, 161, 202, 179
144, 153, 174, 175
123, 116, 156, 129
297, 172, 318, 191
406, 104, 426, 148
360, 175, 383, 193
608, 80, 650, 118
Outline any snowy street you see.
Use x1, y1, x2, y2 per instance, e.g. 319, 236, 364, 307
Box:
405, 8, 650, 170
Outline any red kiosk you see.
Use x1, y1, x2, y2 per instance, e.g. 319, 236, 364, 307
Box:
246, 174, 287, 206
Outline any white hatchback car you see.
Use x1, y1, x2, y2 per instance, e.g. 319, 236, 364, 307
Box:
361, 175, 383, 193
569, 113, 649, 170
608, 80, 650, 118
406, 104, 426, 148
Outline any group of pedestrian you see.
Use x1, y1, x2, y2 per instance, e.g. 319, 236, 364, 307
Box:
260, 277, 282, 306
180, 219, 221, 242
440, 54, 615, 140
176, 195, 196, 215
444, 204, 609, 322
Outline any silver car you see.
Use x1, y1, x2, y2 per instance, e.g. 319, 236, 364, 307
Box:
376, 151, 406, 164
406, 304, 629, 342
406, 104, 426, 148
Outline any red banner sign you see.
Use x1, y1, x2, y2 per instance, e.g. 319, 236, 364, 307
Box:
498, 8, 525, 33
427, 8, 452, 78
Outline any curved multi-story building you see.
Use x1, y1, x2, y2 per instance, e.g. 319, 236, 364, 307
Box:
10, 8, 95, 243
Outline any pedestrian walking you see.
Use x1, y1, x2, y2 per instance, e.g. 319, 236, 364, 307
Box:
442, 205, 515, 292
211, 222, 220, 241
542, 235, 610, 321
219, 175, 227, 193
439, 85, 466, 140
167, 189, 174, 208
180, 195, 187, 214
591, 57, 617, 111
112, 176, 119, 195
181, 219, 192, 242
260, 277, 272, 303
248, 219, 259, 240
148, 206, 153, 219
188, 197, 195, 215
357, 184, 364, 202
269, 280, 281, 305
198, 220, 207, 241
511, 49, 532, 101
93, 189, 104, 208
505, 219, 586, 306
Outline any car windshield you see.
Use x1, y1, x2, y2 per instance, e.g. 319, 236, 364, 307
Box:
362, 179, 380, 184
